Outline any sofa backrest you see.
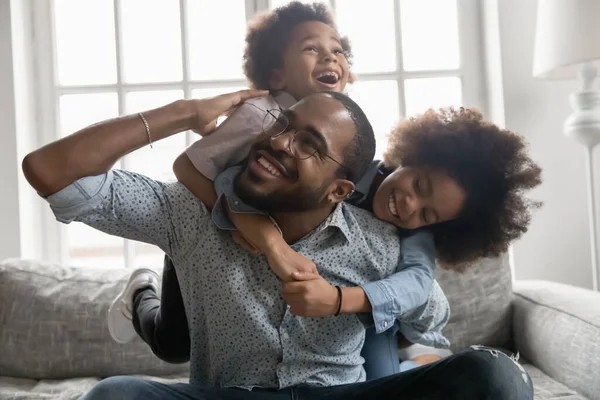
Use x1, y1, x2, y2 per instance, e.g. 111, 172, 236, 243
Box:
0, 258, 189, 379
437, 254, 514, 352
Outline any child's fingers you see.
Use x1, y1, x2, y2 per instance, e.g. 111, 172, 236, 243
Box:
292, 271, 320, 281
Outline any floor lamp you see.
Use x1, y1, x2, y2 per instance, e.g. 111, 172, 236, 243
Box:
533, 0, 600, 290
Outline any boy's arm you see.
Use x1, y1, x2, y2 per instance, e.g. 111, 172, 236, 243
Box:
171, 98, 269, 209
226, 210, 318, 281
173, 152, 217, 208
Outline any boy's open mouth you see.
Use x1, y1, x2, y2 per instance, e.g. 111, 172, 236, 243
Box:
315, 71, 340, 86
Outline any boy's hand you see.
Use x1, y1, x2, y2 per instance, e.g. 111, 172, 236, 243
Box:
282, 273, 339, 317
265, 246, 318, 282
190, 89, 269, 136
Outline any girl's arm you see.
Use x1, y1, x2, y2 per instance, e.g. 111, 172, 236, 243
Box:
174, 154, 316, 281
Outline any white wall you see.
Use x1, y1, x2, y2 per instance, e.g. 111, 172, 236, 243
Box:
492, 0, 600, 289
0, 0, 23, 260
1, 0, 43, 261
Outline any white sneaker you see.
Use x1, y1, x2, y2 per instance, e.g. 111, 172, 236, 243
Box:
107, 268, 159, 344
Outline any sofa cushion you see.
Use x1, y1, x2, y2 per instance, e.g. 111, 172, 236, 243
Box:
0, 374, 189, 400
436, 254, 513, 351
524, 364, 589, 400
0, 258, 189, 379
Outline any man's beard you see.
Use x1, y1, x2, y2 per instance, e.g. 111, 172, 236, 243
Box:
234, 172, 327, 213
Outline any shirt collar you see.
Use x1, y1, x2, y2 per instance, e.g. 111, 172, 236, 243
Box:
312, 203, 353, 244
349, 160, 384, 204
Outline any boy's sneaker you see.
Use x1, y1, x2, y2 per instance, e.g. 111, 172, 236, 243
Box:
107, 268, 159, 344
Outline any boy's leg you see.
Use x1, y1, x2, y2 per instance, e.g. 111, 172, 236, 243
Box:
131, 255, 191, 363
298, 347, 533, 400
107, 267, 159, 344
80, 376, 291, 400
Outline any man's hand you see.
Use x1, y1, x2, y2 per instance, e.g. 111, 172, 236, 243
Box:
266, 246, 318, 282
190, 89, 269, 136
282, 272, 339, 317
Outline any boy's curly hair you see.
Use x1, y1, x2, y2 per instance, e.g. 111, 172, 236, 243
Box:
243, 1, 354, 90
384, 107, 542, 270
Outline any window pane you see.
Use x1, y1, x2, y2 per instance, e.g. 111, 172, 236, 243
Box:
347, 81, 399, 159
67, 224, 126, 269
134, 242, 164, 269
337, 0, 396, 73
53, 0, 117, 85
59, 93, 124, 268
125, 90, 185, 181
120, 0, 182, 83
404, 77, 462, 117
270, 0, 330, 8
400, 0, 460, 71
59, 93, 119, 137
192, 87, 247, 99
187, 1, 246, 80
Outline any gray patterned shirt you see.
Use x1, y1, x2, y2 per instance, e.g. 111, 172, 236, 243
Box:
46, 169, 426, 389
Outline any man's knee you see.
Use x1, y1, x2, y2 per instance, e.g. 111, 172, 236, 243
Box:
456, 347, 533, 400
81, 376, 153, 400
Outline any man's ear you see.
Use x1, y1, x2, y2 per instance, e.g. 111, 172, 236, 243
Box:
327, 180, 355, 204
269, 69, 286, 91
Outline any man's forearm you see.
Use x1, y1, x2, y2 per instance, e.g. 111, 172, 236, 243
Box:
23, 100, 194, 196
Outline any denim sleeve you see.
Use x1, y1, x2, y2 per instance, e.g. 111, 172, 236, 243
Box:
397, 280, 451, 348
360, 230, 436, 334
45, 170, 209, 264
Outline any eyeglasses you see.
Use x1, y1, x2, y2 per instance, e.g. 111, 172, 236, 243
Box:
261, 109, 347, 170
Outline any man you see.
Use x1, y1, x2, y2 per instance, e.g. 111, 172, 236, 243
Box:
23, 89, 532, 399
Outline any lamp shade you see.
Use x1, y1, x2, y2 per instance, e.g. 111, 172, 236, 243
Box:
533, 0, 600, 80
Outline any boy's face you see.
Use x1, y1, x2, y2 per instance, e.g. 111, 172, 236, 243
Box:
372, 166, 466, 230
270, 21, 350, 100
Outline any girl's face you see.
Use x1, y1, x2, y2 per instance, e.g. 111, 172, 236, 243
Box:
372, 166, 467, 230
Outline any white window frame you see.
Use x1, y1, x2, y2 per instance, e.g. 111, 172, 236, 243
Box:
30, 0, 486, 267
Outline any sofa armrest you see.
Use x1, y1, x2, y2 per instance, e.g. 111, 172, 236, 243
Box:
513, 280, 600, 400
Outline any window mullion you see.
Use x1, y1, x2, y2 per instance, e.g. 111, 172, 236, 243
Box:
112, 0, 134, 268
393, 0, 407, 119
179, 0, 195, 147
457, 0, 486, 113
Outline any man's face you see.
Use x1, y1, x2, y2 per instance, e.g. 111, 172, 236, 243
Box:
235, 93, 356, 212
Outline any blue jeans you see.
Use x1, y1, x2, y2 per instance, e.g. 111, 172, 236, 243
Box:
361, 327, 400, 379
81, 347, 533, 400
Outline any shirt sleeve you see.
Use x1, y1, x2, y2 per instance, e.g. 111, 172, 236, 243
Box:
360, 230, 436, 333
397, 280, 451, 349
45, 169, 209, 264
185, 101, 266, 180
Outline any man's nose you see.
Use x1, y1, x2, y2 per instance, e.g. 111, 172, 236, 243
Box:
269, 131, 295, 156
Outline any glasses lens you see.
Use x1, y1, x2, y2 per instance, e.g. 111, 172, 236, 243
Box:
292, 130, 320, 160
263, 109, 287, 137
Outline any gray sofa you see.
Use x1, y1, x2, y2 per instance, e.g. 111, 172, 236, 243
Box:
1, 257, 598, 399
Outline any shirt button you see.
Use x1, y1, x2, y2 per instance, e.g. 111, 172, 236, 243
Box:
233, 200, 239, 206
280, 365, 288, 373
383, 321, 388, 328
281, 331, 289, 340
